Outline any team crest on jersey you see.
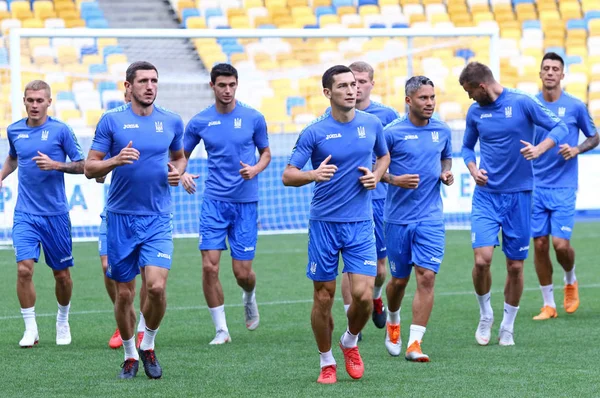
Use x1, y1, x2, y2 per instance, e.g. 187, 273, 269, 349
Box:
357, 126, 366, 139
155, 121, 163, 133
41, 130, 49, 141
557, 107, 566, 117
431, 131, 439, 143
234, 118, 242, 129
504, 106, 512, 118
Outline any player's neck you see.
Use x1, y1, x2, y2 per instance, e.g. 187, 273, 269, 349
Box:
408, 112, 428, 127
131, 101, 154, 117
215, 99, 236, 114
330, 106, 355, 123
542, 86, 562, 103
26, 115, 48, 127
355, 98, 370, 111
488, 82, 504, 103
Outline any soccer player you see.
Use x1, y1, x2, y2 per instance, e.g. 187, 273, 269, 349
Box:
0, 80, 84, 347
97, 89, 148, 349
382, 76, 453, 362
460, 62, 568, 346
181, 63, 271, 345
282, 65, 390, 384
531, 52, 599, 320
339, 61, 400, 330
85, 61, 186, 379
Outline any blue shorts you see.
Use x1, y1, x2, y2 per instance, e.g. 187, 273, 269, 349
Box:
373, 198, 387, 259
531, 187, 576, 240
471, 189, 532, 261
199, 198, 258, 261
306, 220, 377, 282
385, 220, 445, 279
98, 213, 107, 256
106, 211, 173, 283
12, 211, 74, 270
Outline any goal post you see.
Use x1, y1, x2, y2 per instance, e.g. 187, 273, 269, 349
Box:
1, 27, 501, 244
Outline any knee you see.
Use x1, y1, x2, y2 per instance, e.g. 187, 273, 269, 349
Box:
54, 270, 72, 286
17, 263, 33, 281
416, 270, 436, 291
388, 277, 408, 291
474, 253, 492, 270
351, 287, 373, 309
202, 262, 219, 279
116, 287, 135, 303
506, 261, 523, 277
233, 266, 252, 284
534, 236, 550, 253
314, 288, 335, 312
552, 239, 570, 255
377, 261, 387, 280
146, 280, 166, 299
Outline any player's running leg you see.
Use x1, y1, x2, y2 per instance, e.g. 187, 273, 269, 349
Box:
385, 276, 408, 356
312, 280, 338, 384
202, 250, 231, 344
137, 268, 147, 348
405, 266, 435, 362
115, 279, 139, 379
53, 268, 73, 345
17, 259, 39, 347
533, 236, 558, 320
372, 198, 387, 329
473, 247, 494, 346
552, 237, 578, 313
101, 254, 123, 348
341, 273, 361, 341
232, 259, 259, 330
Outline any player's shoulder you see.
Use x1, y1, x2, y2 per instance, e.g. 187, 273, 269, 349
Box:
155, 104, 183, 121
236, 100, 264, 117
299, 112, 331, 135
505, 87, 541, 105
356, 109, 383, 125
7, 118, 27, 134
561, 91, 587, 109
429, 116, 451, 132
383, 114, 408, 131
98, 103, 130, 124
370, 101, 400, 116
47, 116, 73, 129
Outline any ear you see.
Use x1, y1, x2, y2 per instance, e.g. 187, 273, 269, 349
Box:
405, 95, 411, 106
124, 81, 131, 90
47, 97, 53, 106
209, 81, 215, 89
323, 88, 331, 100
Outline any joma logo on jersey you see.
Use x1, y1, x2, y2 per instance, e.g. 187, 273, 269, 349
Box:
431, 131, 439, 143
123, 124, 139, 129
41, 130, 49, 141
480, 113, 492, 119
357, 126, 366, 138
208, 120, 221, 126
558, 107, 566, 117
234, 118, 242, 129
326, 133, 342, 140
155, 121, 163, 133
505, 106, 512, 118
17, 134, 29, 139
404, 134, 418, 140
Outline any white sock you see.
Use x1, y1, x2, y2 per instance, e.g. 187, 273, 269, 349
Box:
387, 308, 400, 324
139, 326, 158, 351
564, 265, 576, 285
137, 312, 146, 332
372, 285, 383, 300
319, 349, 336, 368
123, 336, 139, 361
21, 307, 37, 332
341, 328, 359, 348
408, 324, 426, 347
209, 305, 228, 333
540, 284, 556, 308
476, 292, 493, 319
500, 302, 519, 332
343, 304, 350, 315
242, 287, 255, 303
57, 302, 70, 324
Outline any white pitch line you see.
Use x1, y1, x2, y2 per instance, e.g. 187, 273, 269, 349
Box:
0, 283, 598, 321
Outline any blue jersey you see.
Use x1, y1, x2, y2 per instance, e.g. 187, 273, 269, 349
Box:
461, 89, 568, 193
184, 101, 269, 203
288, 110, 388, 222
384, 116, 452, 224
533, 92, 597, 188
91, 104, 184, 215
363, 101, 400, 200
7, 117, 83, 215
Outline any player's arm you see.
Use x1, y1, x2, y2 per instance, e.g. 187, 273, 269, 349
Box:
33, 125, 85, 174
0, 155, 18, 188
520, 96, 568, 160
359, 122, 390, 189
168, 148, 187, 187
240, 114, 271, 180
381, 123, 420, 189
462, 110, 488, 186
440, 129, 454, 186
85, 146, 136, 179
282, 127, 336, 187
558, 105, 599, 160
181, 118, 202, 193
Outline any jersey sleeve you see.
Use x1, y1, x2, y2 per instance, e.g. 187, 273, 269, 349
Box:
522, 95, 568, 144
183, 117, 202, 154
442, 126, 452, 160
91, 114, 112, 154
253, 113, 269, 150
288, 127, 314, 169
61, 124, 84, 162
373, 121, 388, 157
170, 116, 184, 152
461, 108, 478, 166
576, 102, 598, 138
7, 128, 16, 158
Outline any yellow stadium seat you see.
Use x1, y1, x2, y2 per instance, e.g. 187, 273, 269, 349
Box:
380, 0, 400, 4
230, 15, 251, 28
55, 2, 76, 13
319, 14, 339, 26
336, 6, 355, 16
288, 0, 308, 7
64, 18, 85, 28
295, 14, 316, 26
589, 20, 600, 36
430, 13, 449, 24
106, 54, 128, 65
409, 13, 426, 24
291, 6, 312, 18
33, 1, 53, 13
312, 0, 331, 8
561, 9, 582, 21
539, 10, 560, 22
82, 54, 103, 65
358, 5, 379, 16
35, 9, 57, 20
97, 38, 118, 48
516, 10, 537, 22
567, 46, 588, 58
470, 4, 489, 14
186, 16, 206, 28
56, 46, 78, 64
273, 15, 293, 26
243, 0, 263, 8
473, 11, 494, 24
58, 9, 79, 20
85, 109, 104, 127
60, 109, 81, 121
227, 7, 246, 19
265, 0, 287, 8
22, 18, 44, 28
254, 15, 273, 27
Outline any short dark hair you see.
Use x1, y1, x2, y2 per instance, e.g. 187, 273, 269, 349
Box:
541, 52, 564, 68
322, 65, 353, 89
458, 62, 495, 87
405, 75, 435, 96
125, 61, 158, 83
210, 63, 238, 83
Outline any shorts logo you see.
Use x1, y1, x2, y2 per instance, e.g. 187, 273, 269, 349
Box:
157, 252, 171, 259
471, 232, 476, 243
155, 121, 163, 133
98, 241, 102, 251
199, 235, 203, 245
234, 118, 242, 129
390, 261, 396, 273
379, 247, 386, 252
107, 264, 112, 276
504, 106, 512, 118
310, 261, 317, 274
430, 256, 442, 264
561, 226, 572, 232
518, 246, 529, 252
60, 255, 73, 263
364, 260, 376, 266
357, 126, 366, 139
557, 107, 566, 117
326, 133, 342, 140
431, 131, 439, 143
41, 130, 49, 141
243, 246, 255, 252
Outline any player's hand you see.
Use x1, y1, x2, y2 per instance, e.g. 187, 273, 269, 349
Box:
520, 140, 542, 160
32, 151, 57, 171
167, 163, 181, 187
558, 143, 580, 160
358, 166, 377, 190
239, 161, 258, 180
312, 155, 337, 182
440, 170, 454, 186
116, 141, 140, 166
396, 174, 420, 189
473, 168, 488, 186
181, 172, 199, 194
95, 175, 106, 184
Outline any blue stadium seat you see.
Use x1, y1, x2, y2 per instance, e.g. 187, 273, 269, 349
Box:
181, 8, 200, 25
522, 20, 540, 29
56, 91, 75, 101
81, 8, 104, 21
98, 81, 117, 95
315, 6, 335, 18
87, 18, 109, 29
222, 43, 244, 55
565, 55, 583, 66
370, 23, 386, 29
304, 24, 320, 29
204, 7, 223, 21
332, 0, 353, 8
258, 24, 276, 28
80, 45, 98, 56
456, 48, 475, 60
358, 0, 378, 6
566, 19, 587, 30
512, 0, 534, 4
0, 48, 7, 65
545, 46, 565, 58
103, 45, 123, 60
392, 22, 409, 28
584, 11, 600, 24
80, 2, 101, 12
89, 63, 108, 74
286, 96, 305, 114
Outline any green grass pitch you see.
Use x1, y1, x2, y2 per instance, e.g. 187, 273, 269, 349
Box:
0, 223, 598, 397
